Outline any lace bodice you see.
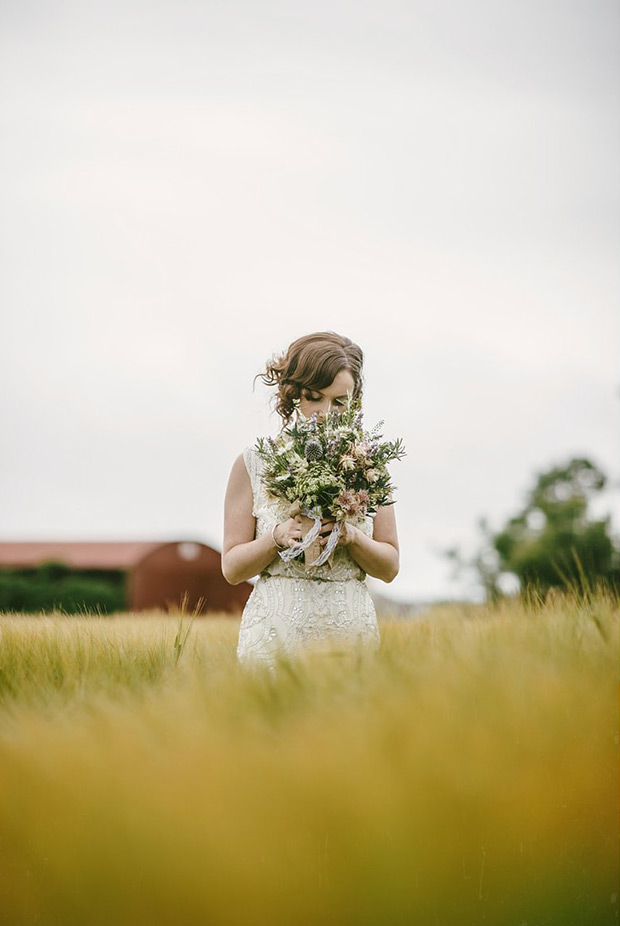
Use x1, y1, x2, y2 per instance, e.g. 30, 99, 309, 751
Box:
243, 445, 374, 582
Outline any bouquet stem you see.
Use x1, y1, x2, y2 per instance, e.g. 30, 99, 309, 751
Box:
298, 514, 325, 569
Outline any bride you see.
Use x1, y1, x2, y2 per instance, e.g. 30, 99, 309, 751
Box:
222, 331, 399, 670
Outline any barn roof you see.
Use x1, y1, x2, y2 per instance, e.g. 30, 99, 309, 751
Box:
0, 541, 208, 570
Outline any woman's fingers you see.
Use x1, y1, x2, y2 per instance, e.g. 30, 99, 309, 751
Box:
278, 515, 341, 549
272, 518, 303, 550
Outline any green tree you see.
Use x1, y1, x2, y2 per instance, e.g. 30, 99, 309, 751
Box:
0, 561, 126, 614
445, 457, 620, 601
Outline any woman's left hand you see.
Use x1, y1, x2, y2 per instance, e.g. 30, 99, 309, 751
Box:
318, 519, 357, 548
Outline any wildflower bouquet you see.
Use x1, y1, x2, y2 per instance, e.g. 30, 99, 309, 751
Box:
255, 401, 406, 569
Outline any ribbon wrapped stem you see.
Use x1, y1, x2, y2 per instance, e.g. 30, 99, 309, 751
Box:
307, 520, 341, 567
277, 506, 340, 569
278, 507, 323, 565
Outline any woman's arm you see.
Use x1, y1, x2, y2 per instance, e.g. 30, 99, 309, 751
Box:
222, 454, 303, 585
319, 503, 400, 583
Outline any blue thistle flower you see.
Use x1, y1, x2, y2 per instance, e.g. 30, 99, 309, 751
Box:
305, 439, 323, 461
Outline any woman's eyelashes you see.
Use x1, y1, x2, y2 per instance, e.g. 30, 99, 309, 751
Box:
305, 394, 345, 406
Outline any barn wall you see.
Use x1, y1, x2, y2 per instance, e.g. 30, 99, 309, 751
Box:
128, 542, 251, 614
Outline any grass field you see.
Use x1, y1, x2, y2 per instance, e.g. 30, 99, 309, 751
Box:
0, 591, 617, 926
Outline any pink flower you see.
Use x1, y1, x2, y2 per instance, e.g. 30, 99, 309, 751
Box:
334, 489, 362, 517
357, 489, 370, 507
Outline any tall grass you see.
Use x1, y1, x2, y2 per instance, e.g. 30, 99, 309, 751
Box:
0, 591, 617, 926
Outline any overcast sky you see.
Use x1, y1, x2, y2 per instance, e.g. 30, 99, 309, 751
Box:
1, 0, 618, 602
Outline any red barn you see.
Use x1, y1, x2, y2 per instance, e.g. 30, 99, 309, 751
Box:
0, 541, 252, 615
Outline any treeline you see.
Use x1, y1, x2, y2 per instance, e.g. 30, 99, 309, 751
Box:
0, 562, 126, 615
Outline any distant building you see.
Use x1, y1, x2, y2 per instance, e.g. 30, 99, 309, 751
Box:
0, 541, 252, 615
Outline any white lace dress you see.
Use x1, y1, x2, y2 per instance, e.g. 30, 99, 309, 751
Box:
236, 446, 381, 669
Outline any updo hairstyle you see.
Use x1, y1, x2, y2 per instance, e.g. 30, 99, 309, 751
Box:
255, 331, 364, 425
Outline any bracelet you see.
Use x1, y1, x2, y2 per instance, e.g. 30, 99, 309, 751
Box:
271, 523, 287, 551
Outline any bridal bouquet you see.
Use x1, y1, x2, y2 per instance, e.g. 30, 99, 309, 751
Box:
255, 401, 406, 569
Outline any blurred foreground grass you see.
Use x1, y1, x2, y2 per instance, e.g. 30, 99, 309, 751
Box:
0, 591, 617, 926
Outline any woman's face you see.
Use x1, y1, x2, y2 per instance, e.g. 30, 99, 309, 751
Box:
297, 368, 356, 422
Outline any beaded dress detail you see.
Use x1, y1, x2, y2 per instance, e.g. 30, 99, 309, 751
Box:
236, 446, 381, 668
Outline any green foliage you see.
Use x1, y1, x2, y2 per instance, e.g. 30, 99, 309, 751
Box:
256, 400, 406, 518
446, 457, 620, 602
0, 561, 127, 615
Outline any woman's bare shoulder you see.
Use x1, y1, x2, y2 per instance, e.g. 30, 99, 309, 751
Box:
224, 451, 253, 516
228, 450, 250, 481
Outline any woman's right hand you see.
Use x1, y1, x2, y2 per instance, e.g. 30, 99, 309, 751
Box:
273, 514, 304, 549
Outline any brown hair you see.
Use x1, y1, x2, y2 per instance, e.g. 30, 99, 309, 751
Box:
255, 331, 364, 425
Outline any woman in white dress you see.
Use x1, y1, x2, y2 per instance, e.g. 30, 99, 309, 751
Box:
222, 331, 400, 670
